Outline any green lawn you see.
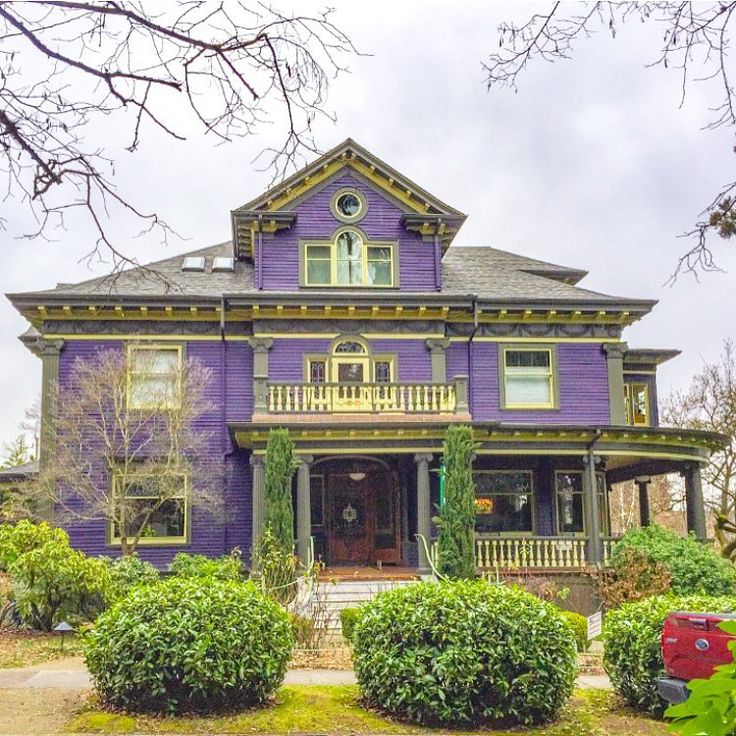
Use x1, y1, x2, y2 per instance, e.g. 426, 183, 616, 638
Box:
66, 686, 668, 735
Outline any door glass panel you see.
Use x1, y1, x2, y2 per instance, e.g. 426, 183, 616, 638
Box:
373, 478, 395, 549
338, 362, 364, 383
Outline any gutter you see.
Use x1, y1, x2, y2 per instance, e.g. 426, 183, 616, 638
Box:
467, 295, 479, 406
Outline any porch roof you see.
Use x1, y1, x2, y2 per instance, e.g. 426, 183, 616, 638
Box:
230, 422, 724, 480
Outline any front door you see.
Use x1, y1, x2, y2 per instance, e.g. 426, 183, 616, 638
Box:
333, 357, 370, 411
327, 468, 401, 565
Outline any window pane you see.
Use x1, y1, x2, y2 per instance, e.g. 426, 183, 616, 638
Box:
375, 361, 392, 383
310, 475, 324, 525
557, 491, 584, 534
336, 231, 362, 259
131, 348, 178, 374
474, 472, 533, 533
337, 363, 364, 382
334, 341, 365, 354
309, 361, 326, 383
336, 260, 362, 285
307, 245, 331, 259
130, 376, 177, 408
115, 495, 185, 540
336, 193, 361, 218
505, 375, 551, 405
367, 246, 391, 261
505, 350, 550, 368
307, 260, 331, 285
367, 261, 392, 285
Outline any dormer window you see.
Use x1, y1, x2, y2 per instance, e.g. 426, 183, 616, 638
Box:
331, 188, 367, 223
302, 227, 396, 288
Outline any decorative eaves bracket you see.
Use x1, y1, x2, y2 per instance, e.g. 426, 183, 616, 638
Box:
231, 210, 297, 261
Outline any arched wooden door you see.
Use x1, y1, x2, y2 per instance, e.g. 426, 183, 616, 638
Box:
326, 464, 401, 565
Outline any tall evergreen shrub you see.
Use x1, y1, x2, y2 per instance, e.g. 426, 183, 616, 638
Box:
263, 428, 297, 553
436, 424, 477, 578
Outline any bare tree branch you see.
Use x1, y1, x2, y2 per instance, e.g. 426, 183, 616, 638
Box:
0, 1, 357, 278
484, 2, 736, 280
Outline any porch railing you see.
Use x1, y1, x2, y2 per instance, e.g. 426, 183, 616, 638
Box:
430, 536, 621, 572
266, 381, 459, 414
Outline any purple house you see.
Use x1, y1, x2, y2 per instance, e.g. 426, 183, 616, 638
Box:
7, 139, 721, 575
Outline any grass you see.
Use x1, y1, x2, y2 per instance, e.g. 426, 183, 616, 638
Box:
0, 630, 83, 668
65, 686, 669, 735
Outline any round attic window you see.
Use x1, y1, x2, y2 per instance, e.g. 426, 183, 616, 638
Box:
332, 189, 367, 223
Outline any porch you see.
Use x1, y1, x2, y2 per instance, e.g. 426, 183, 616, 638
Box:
233, 422, 722, 575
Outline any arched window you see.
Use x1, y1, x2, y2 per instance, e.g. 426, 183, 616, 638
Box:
304, 228, 395, 287
307, 338, 394, 385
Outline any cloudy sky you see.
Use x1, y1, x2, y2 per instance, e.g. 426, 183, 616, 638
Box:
1, 0, 734, 454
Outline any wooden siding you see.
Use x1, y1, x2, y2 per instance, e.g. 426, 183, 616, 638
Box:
260, 172, 439, 292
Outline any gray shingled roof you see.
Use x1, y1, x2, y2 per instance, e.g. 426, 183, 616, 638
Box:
8, 242, 647, 306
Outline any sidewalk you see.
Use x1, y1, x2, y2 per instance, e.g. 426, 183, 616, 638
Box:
0, 656, 611, 690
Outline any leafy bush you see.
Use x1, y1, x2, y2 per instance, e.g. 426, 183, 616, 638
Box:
352, 580, 576, 726
0, 520, 68, 570
611, 525, 736, 596
340, 606, 360, 643
255, 528, 297, 604
9, 541, 112, 630
106, 555, 160, 599
84, 577, 293, 713
290, 612, 315, 647
168, 549, 243, 580
603, 594, 736, 716
435, 425, 478, 579
666, 618, 736, 734
597, 547, 672, 609
559, 609, 589, 652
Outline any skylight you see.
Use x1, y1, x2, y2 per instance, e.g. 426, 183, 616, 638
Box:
212, 256, 235, 272
181, 256, 205, 272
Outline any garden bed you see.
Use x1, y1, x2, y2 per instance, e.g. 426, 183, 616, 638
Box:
0, 629, 82, 668
65, 687, 667, 735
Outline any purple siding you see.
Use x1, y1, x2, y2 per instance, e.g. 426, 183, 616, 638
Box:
57, 340, 251, 567
260, 172, 439, 292
469, 342, 611, 424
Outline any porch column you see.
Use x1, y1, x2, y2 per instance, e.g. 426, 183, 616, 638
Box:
414, 453, 433, 574
250, 454, 265, 566
296, 455, 314, 568
635, 476, 651, 527
683, 464, 707, 542
250, 337, 273, 414
583, 449, 602, 567
426, 338, 450, 383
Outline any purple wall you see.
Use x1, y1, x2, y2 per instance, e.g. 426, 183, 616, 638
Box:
57, 340, 252, 567
260, 172, 439, 292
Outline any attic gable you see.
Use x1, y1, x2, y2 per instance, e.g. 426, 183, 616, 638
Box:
230, 138, 466, 260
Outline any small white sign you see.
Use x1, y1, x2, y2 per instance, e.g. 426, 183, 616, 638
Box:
587, 611, 602, 641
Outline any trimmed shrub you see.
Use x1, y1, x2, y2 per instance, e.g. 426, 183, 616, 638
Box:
168, 549, 243, 580
9, 541, 112, 630
611, 525, 736, 596
560, 609, 589, 652
603, 594, 736, 716
435, 425, 477, 579
0, 520, 68, 570
84, 577, 293, 713
106, 555, 160, 599
353, 580, 576, 726
340, 606, 360, 643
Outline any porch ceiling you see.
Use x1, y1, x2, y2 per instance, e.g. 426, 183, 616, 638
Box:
229, 421, 723, 473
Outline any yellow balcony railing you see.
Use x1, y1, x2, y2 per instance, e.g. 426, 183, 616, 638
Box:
266, 381, 458, 414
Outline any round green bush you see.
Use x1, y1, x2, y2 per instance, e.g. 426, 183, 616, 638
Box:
611, 525, 736, 596
340, 606, 361, 643
603, 594, 736, 716
84, 577, 293, 713
352, 580, 577, 726
559, 609, 589, 652
168, 550, 244, 580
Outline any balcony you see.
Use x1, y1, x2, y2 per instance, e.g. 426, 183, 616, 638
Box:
265, 377, 468, 415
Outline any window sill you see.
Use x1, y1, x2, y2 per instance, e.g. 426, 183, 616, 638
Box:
108, 538, 189, 547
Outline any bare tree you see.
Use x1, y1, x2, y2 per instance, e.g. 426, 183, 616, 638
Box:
484, 2, 736, 279
33, 346, 219, 555
0, 1, 355, 273
663, 339, 736, 556
608, 475, 686, 536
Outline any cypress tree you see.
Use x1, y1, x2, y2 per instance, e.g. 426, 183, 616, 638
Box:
263, 427, 298, 554
436, 424, 478, 579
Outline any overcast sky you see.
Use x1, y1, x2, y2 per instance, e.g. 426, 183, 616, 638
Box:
1, 0, 734, 454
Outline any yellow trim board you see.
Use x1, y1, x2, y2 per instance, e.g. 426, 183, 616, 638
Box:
44, 334, 252, 342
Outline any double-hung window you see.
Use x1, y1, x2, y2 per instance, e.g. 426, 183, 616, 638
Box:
110, 473, 187, 545
128, 345, 182, 410
501, 347, 556, 409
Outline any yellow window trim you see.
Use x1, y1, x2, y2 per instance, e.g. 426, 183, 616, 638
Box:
303, 228, 396, 288
109, 473, 189, 546
625, 382, 650, 426
501, 346, 556, 410
126, 343, 183, 411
